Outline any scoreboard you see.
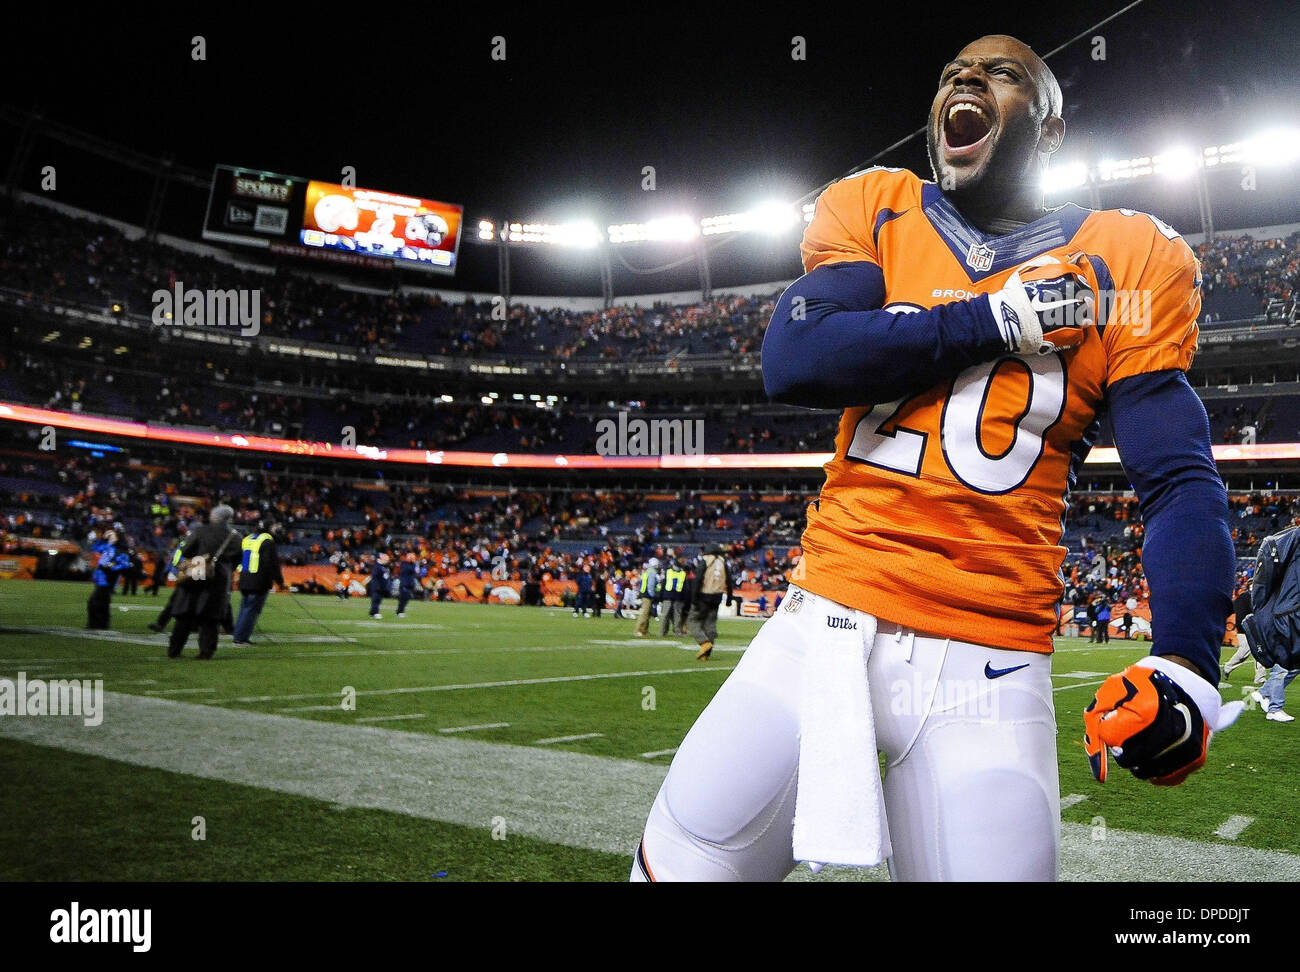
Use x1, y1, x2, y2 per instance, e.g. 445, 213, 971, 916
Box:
201, 164, 463, 275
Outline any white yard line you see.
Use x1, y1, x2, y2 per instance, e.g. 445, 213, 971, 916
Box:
205, 666, 734, 705
0, 692, 1294, 881
1052, 671, 1108, 679
534, 733, 604, 746
1053, 680, 1106, 694
1053, 644, 1154, 653
146, 687, 215, 695
438, 723, 511, 734
1060, 793, 1089, 810
0, 627, 168, 648
1214, 815, 1255, 840
38, 673, 104, 679
640, 748, 679, 759
591, 639, 681, 647
332, 623, 446, 631
356, 714, 428, 724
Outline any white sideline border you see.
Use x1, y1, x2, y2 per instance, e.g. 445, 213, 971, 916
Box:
0, 692, 1294, 883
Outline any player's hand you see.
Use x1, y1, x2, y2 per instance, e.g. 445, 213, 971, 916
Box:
1084, 656, 1244, 786
988, 251, 1100, 356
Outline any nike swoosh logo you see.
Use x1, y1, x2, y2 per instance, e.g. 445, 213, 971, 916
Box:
1153, 702, 1194, 759
984, 661, 1030, 679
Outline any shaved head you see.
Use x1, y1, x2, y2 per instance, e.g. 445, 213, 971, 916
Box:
928, 33, 1066, 225
960, 35, 1061, 118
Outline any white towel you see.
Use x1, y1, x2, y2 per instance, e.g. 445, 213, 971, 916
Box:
792, 611, 891, 868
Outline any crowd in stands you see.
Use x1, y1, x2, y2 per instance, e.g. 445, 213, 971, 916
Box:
0, 338, 841, 453
1195, 231, 1300, 319
0, 451, 813, 592
7, 445, 1296, 615
0, 202, 778, 362
1060, 490, 1297, 611
10, 200, 1300, 459
5, 201, 1300, 375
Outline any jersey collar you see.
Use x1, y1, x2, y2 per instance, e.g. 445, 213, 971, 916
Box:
920, 182, 1091, 283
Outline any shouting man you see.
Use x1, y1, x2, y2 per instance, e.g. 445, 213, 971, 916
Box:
631, 35, 1241, 882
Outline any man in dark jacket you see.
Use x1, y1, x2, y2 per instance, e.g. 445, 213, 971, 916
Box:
593, 570, 607, 619
1240, 526, 1300, 722
397, 554, 420, 617
232, 520, 284, 646
120, 548, 143, 596
167, 505, 241, 659
148, 540, 187, 633
574, 564, 594, 617
368, 553, 391, 619
147, 549, 168, 596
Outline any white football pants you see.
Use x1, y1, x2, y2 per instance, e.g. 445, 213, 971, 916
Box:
1223, 633, 1266, 683
631, 585, 1059, 881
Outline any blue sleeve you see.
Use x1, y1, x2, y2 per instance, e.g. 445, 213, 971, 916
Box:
761, 262, 1010, 409
1109, 369, 1232, 685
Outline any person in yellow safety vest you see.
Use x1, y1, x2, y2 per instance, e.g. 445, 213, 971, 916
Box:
659, 559, 689, 637
634, 558, 661, 637
232, 521, 284, 646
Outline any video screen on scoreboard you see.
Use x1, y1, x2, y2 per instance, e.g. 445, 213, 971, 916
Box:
202, 165, 463, 275
202, 165, 307, 247
300, 182, 463, 273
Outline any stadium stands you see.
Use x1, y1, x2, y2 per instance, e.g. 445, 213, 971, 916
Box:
5, 198, 1300, 608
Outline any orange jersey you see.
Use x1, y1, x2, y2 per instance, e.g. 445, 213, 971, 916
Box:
796, 167, 1202, 653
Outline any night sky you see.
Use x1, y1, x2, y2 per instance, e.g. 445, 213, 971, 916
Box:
6, 0, 1299, 293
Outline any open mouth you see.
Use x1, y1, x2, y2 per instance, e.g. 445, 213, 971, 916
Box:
942, 99, 993, 156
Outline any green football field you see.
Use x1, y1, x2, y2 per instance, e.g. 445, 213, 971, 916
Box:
1, 580, 1296, 881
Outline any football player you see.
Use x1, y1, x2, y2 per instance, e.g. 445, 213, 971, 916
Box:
631, 34, 1241, 883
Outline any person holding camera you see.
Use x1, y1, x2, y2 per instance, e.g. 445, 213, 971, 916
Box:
688, 543, 734, 661
167, 505, 241, 659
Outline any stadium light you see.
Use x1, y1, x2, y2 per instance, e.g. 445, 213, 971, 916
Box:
1153, 146, 1198, 180
505, 220, 602, 247
477, 219, 496, 241
752, 201, 800, 235
701, 201, 800, 236
1043, 162, 1088, 193
1055, 128, 1300, 195
1217, 128, 1300, 168
607, 216, 699, 244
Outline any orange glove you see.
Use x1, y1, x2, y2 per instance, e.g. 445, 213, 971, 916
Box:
1084, 656, 1243, 786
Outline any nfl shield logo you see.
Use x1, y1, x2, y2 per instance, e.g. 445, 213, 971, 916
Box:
966, 242, 995, 272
